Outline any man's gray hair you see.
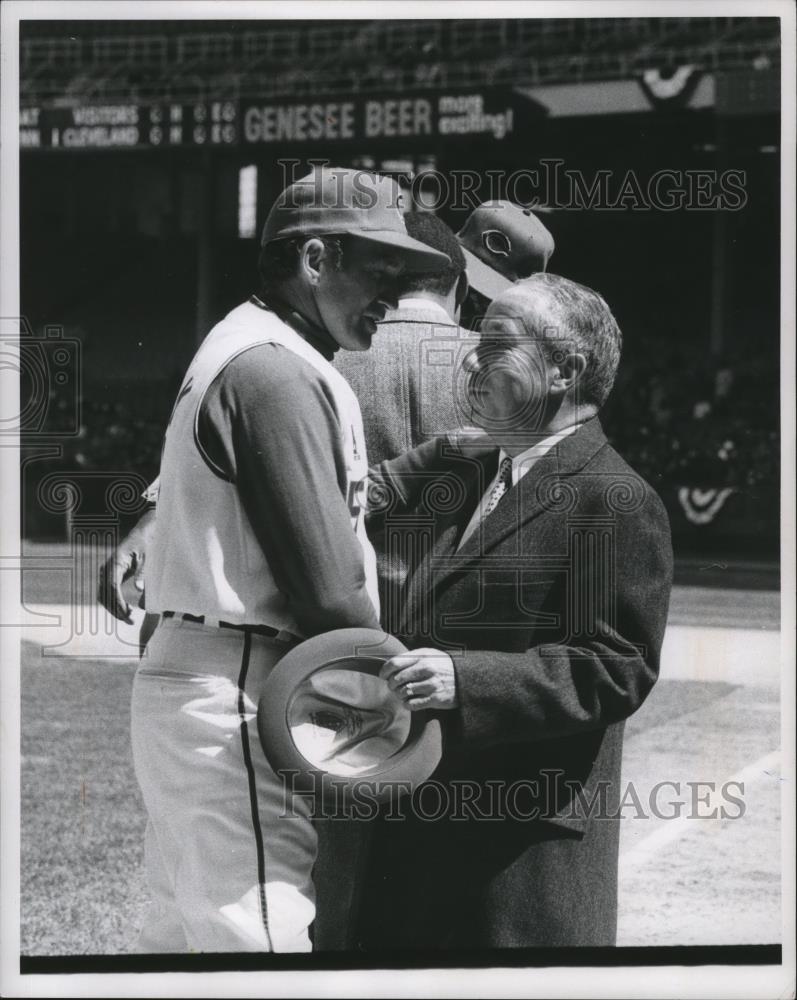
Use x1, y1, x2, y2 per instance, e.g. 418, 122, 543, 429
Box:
514, 272, 622, 408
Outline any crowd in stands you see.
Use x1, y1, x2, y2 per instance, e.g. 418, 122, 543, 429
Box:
67, 399, 167, 484
603, 349, 778, 492
24, 391, 168, 490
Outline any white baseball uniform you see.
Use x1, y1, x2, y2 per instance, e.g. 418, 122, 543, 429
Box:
131, 297, 380, 952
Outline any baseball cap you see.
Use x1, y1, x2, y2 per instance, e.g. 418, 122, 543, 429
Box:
257, 628, 442, 805
457, 201, 555, 300
261, 167, 451, 273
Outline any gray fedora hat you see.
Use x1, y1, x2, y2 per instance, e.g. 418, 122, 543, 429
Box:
257, 628, 442, 805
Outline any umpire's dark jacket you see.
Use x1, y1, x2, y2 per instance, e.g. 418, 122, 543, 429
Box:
355, 417, 673, 950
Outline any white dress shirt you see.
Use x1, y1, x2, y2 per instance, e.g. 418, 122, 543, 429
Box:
456, 424, 581, 550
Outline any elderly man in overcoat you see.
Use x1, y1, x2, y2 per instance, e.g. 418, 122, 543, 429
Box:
358, 272, 673, 949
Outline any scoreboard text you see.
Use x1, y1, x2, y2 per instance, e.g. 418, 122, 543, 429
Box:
20, 92, 519, 151
20, 102, 238, 150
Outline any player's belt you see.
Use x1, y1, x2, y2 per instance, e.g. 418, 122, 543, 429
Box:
161, 611, 281, 638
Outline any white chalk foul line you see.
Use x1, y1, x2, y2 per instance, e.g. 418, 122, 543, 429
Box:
619, 749, 782, 870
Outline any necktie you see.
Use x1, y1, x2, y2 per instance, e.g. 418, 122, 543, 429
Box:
484, 456, 514, 515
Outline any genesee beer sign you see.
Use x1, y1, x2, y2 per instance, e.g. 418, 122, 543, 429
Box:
241, 92, 515, 144
20, 91, 517, 151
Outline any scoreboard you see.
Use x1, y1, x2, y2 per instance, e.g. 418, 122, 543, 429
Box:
20, 91, 527, 152
20, 101, 238, 150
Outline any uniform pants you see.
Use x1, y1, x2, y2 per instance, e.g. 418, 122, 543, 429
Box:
130, 616, 316, 953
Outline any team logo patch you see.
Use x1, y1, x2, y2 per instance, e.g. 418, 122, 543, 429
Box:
482, 229, 512, 258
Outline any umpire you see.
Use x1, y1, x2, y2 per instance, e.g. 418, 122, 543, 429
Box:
128, 167, 447, 953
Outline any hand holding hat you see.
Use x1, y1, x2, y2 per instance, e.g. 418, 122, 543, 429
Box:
257, 628, 443, 805
380, 648, 459, 711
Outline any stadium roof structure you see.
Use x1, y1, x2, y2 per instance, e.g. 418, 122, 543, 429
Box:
20, 17, 781, 106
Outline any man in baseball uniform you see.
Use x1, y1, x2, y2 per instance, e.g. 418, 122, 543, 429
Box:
335, 211, 469, 467
127, 166, 447, 954
99, 202, 555, 635
97, 196, 551, 949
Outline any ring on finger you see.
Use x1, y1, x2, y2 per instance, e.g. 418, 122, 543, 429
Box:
405, 682, 414, 698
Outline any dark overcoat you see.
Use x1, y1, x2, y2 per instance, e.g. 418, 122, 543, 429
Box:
350, 417, 673, 950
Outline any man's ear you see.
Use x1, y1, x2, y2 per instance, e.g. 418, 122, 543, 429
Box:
550, 352, 587, 395
299, 238, 326, 285
454, 271, 470, 309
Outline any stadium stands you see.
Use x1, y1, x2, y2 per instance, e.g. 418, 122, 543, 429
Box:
20, 17, 781, 104
17, 17, 781, 554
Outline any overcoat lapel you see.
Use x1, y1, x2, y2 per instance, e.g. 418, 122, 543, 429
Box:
396, 448, 495, 632
398, 419, 609, 632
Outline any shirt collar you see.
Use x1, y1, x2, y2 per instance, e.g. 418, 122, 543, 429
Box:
249, 294, 338, 361
394, 297, 453, 322
499, 424, 582, 488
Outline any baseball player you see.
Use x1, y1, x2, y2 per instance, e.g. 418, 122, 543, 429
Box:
99, 201, 555, 632
123, 166, 447, 953
97, 197, 551, 949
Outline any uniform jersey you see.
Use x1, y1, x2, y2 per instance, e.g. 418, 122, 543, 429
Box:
146, 298, 379, 635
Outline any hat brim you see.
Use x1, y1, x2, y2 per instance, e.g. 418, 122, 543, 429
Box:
460, 246, 514, 301
257, 628, 442, 806
268, 228, 450, 273
338, 229, 452, 273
